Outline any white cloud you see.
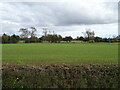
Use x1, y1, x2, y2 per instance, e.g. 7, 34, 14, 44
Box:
0, 1, 118, 38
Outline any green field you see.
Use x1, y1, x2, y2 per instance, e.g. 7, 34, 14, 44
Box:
2, 43, 118, 65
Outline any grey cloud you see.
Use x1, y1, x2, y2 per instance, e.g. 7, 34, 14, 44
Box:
0, 1, 118, 37
0, 2, 117, 27
52, 2, 117, 25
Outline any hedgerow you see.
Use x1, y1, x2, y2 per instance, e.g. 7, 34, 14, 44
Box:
2, 64, 119, 88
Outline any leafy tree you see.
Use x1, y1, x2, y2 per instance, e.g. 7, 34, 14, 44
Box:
63, 36, 73, 42
41, 35, 51, 42
102, 38, 109, 42
94, 37, 102, 42
51, 34, 59, 43
41, 34, 62, 43
25, 37, 40, 43
2, 33, 10, 43
76, 36, 84, 41
10, 34, 20, 43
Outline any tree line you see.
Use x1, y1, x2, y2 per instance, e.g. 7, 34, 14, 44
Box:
1, 27, 120, 44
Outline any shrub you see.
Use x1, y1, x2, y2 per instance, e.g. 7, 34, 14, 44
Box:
89, 40, 95, 43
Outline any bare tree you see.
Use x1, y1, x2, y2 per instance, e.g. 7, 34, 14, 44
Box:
42, 28, 48, 36
30, 27, 37, 38
19, 28, 30, 39
83, 29, 95, 41
49, 30, 51, 34
19, 27, 37, 39
53, 30, 55, 35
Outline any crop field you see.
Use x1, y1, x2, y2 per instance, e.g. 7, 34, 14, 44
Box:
2, 43, 118, 65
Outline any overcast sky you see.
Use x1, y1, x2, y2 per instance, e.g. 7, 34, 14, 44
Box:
0, 0, 119, 38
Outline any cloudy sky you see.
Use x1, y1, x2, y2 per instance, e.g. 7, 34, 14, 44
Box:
0, 0, 119, 38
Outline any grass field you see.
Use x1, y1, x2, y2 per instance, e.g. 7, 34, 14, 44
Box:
2, 43, 118, 65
